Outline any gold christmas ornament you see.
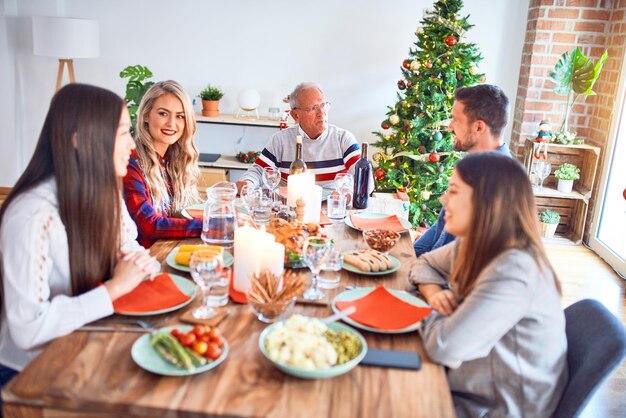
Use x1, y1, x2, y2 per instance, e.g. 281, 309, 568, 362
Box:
389, 114, 400, 125
470, 65, 478, 75
421, 190, 432, 200
410, 60, 421, 71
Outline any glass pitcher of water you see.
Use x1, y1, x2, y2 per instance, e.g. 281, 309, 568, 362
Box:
202, 182, 238, 252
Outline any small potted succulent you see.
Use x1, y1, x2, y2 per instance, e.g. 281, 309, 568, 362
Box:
554, 163, 580, 193
199, 84, 224, 117
539, 210, 560, 238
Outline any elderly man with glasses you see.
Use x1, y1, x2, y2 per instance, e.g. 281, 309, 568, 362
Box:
237, 82, 373, 192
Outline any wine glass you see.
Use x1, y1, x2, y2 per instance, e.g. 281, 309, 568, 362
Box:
334, 173, 354, 209
240, 184, 261, 214
302, 237, 331, 300
189, 250, 224, 319
535, 161, 551, 191
262, 167, 281, 203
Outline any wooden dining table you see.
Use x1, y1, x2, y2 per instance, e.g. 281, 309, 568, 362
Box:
2, 220, 455, 418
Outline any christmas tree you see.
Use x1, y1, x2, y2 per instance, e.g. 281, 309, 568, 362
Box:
372, 0, 485, 227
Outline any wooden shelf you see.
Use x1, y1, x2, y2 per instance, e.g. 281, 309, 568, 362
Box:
195, 113, 295, 128
523, 138, 600, 244
198, 155, 252, 170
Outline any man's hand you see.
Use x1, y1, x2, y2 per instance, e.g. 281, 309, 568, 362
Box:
236, 180, 250, 195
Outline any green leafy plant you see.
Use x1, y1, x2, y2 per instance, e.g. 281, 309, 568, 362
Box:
548, 47, 608, 133
539, 210, 560, 224
554, 163, 580, 181
199, 84, 224, 101
119, 65, 154, 135
553, 130, 577, 145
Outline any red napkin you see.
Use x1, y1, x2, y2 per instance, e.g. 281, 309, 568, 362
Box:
186, 209, 204, 220
113, 273, 191, 313
349, 214, 407, 233
319, 211, 332, 226
228, 270, 247, 304
335, 286, 432, 331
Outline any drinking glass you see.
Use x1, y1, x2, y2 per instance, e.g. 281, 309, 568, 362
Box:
240, 184, 261, 214
319, 247, 343, 289
189, 250, 226, 319
326, 192, 347, 222
335, 173, 354, 209
262, 167, 281, 203
302, 237, 331, 300
252, 191, 273, 226
536, 161, 551, 191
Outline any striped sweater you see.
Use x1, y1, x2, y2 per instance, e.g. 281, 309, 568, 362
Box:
240, 125, 371, 190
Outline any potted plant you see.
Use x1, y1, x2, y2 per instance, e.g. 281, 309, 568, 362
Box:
554, 163, 580, 193
119, 65, 154, 135
199, 84, 224, 117
539, 210, 560, 238
548, 47, 608, 136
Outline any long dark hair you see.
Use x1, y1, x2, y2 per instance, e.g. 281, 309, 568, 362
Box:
0, 84, 124, 296
448, 152, 561, 299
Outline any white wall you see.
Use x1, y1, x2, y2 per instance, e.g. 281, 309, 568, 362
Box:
1, 0, 529, 186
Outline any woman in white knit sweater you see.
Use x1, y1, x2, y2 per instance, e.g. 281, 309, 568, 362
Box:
0, 84, 159, 389
410, 152, 567, 417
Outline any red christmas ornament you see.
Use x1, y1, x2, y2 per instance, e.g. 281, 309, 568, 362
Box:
407, 81, 413, 88
425, 61, 433, 69
399, 139, 406, 145
374, 168, 386, 181
445, 35, 457, 46
381, 122, 390, 130
480, 75, 487, 83
397, 80, 406, 90
402, 59, 411, 69
428, 152, 440, 163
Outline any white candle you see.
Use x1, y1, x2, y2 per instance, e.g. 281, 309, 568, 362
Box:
303, 184, 322, 224
264, 241, 285, 278
287, 172, 315, 207
233, 223, 258, 293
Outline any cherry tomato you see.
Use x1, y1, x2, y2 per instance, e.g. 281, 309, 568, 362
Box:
170, 329, 181, 338
199, 334, 211, 343
207, 327, 221, 340
180, 332, 197, 347
205, 342, 222, 360
192, 325, 207, 338
210, 335, 224, 348
192, 341, 208, 356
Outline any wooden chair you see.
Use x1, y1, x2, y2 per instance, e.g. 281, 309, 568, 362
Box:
553, 299, 626, 418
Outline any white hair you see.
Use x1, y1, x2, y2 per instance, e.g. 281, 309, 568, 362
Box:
289, 82, 323, 109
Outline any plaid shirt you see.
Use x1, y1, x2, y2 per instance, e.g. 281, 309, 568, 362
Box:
123, 150, 202, 248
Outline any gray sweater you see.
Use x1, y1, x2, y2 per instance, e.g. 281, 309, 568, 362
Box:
410, 241, 567, 418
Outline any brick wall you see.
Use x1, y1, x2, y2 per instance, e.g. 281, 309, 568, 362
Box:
511, 0, 626, 241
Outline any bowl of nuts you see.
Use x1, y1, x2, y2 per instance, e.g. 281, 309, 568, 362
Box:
362, 228, 401, 254
246, 270, 305, 323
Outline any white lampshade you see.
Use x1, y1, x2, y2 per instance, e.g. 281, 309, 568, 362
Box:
32, 16, 99, 59
238, 88, 261, 111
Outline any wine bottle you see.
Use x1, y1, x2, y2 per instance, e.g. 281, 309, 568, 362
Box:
289, 135, 307, 174
353, 142, 371, 209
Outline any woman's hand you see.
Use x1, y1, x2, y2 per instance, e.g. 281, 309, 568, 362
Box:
105, 250, 159, 301
427, 289, 459, 316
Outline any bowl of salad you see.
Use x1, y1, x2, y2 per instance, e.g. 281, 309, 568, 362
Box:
258, 314, 367, 379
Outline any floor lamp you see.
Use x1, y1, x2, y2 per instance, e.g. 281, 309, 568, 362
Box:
32, 16, 99, 92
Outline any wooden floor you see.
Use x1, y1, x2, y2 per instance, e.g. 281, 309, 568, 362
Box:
545, 242, 625, 418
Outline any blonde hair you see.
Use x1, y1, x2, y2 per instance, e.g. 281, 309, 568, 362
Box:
135, 80, 200, 214
448, 152, 561, 299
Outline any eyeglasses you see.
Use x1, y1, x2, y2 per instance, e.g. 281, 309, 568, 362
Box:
293, 102, 330, 113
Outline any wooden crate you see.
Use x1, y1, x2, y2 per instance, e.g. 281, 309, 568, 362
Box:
522, 139, 600, 199
536, 196, 587, 244
197, 168, 228, 200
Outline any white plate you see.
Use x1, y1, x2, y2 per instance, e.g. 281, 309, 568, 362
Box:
181, 203, 247, 220
131, 325, 228, 376
332, 287, 429, 334
259, 321, 367, 379
166, 247, 234, 273
344, 212, 411, 233
341, 254, 401, 276
115, 274, 196, 316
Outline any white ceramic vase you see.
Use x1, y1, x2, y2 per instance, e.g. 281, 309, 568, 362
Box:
541, 222, 558, 238
557, 179, 574, 193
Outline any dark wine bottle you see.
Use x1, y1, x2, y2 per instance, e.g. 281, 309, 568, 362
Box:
289, 135, 307, 174
353, 142, 371, 209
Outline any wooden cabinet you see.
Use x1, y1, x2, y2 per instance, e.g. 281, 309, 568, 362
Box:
522, 138, 600, 243
197, 167, 228, 200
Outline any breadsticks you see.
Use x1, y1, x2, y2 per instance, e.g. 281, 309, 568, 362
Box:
343, 249, 393, 272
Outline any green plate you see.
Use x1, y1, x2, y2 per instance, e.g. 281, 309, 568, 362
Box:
341, 253, 401, 276
344, 212, 411, 233
166, 247, 234, 273
259, 321, 367, 379
115, 274, 196, 316
131, 325, 228, 376
332, 287, 429, 334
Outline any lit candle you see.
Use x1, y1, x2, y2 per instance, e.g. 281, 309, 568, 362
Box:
287, 172, 315, 207
233, 222, 258, 293
303, 185, 323, 224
